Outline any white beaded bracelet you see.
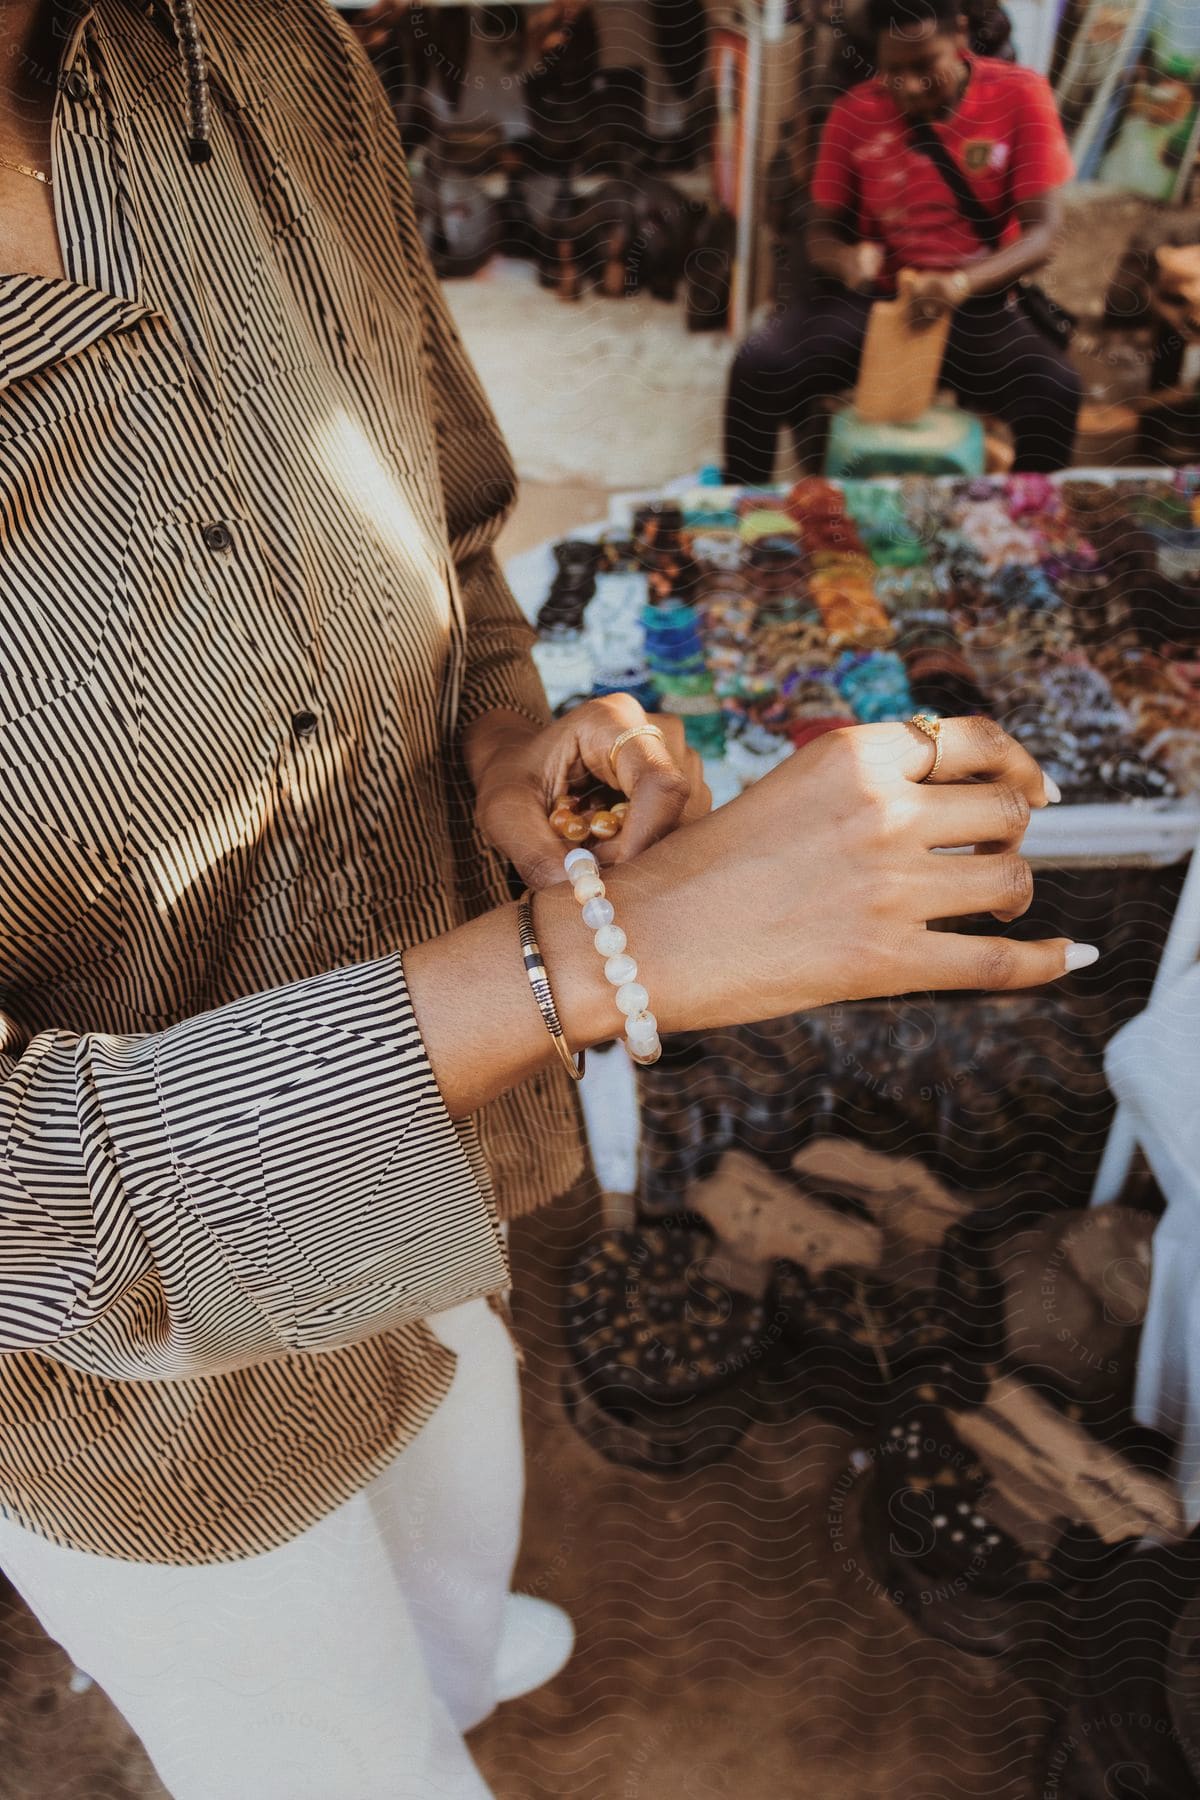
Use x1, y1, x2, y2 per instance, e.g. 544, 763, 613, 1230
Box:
563, 847, 662, 1065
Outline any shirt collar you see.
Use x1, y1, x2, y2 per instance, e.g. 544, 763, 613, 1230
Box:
0, 276, 153, 391
0, 3, 165, 393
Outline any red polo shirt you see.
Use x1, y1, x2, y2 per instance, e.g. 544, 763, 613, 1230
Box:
811, 54, 1074, 281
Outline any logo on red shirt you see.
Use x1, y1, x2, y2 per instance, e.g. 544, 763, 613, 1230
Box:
963, 138, 1011, 172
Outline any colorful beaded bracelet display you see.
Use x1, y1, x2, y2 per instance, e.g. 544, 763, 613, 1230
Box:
563, 847, 662, 1065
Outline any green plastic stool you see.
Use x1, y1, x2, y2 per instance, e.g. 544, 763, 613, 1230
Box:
824, 403, 986, 480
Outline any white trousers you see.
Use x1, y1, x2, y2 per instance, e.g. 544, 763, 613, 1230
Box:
0, 1298, 523, 1800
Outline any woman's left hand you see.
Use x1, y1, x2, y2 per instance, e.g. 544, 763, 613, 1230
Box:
467, 697, 712, 892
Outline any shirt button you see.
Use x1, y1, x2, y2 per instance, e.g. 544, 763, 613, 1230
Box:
64, 68, 91, 101
291, 710, 319, 740
201, 521, 233, 552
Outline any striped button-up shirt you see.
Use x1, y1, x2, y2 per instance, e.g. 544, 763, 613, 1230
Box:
0, 0, 585, 1563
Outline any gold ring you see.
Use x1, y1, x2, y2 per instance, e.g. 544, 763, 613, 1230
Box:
909, 712, 944, 781
608, 724, 666, 786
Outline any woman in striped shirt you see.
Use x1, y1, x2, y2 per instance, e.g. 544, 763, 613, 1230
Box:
0, 1, 1089, 1792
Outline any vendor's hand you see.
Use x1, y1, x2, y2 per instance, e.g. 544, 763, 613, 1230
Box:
842, 241, 885, 294
904, 268, 969, 331
468, 697, 712, 892
603, 717, 1091, 1034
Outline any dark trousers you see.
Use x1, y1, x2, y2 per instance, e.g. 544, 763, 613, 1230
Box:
722, 288, 1083, 483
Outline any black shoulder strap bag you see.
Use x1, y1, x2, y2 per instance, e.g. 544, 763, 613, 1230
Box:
907, 118, 1076, 350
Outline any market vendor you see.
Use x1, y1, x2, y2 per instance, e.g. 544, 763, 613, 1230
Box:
723, 0, 1081, 481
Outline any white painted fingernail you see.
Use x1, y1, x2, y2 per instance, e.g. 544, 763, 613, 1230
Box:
1064, 943, 1100, 972
1043, 775, 1062, 804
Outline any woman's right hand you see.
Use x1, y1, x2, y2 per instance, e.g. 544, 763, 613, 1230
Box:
604, 717, 1092, 1035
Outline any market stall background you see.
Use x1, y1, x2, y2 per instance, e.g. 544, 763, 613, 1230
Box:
497, 471, 1200, 1799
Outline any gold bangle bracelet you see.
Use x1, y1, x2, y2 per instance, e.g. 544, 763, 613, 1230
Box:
516, 891, 585, 1082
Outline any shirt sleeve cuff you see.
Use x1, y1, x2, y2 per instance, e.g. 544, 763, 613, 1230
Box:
83, 952, 510, 1372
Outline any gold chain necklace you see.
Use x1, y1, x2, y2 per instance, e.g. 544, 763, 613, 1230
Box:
0, 154, 51, 185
